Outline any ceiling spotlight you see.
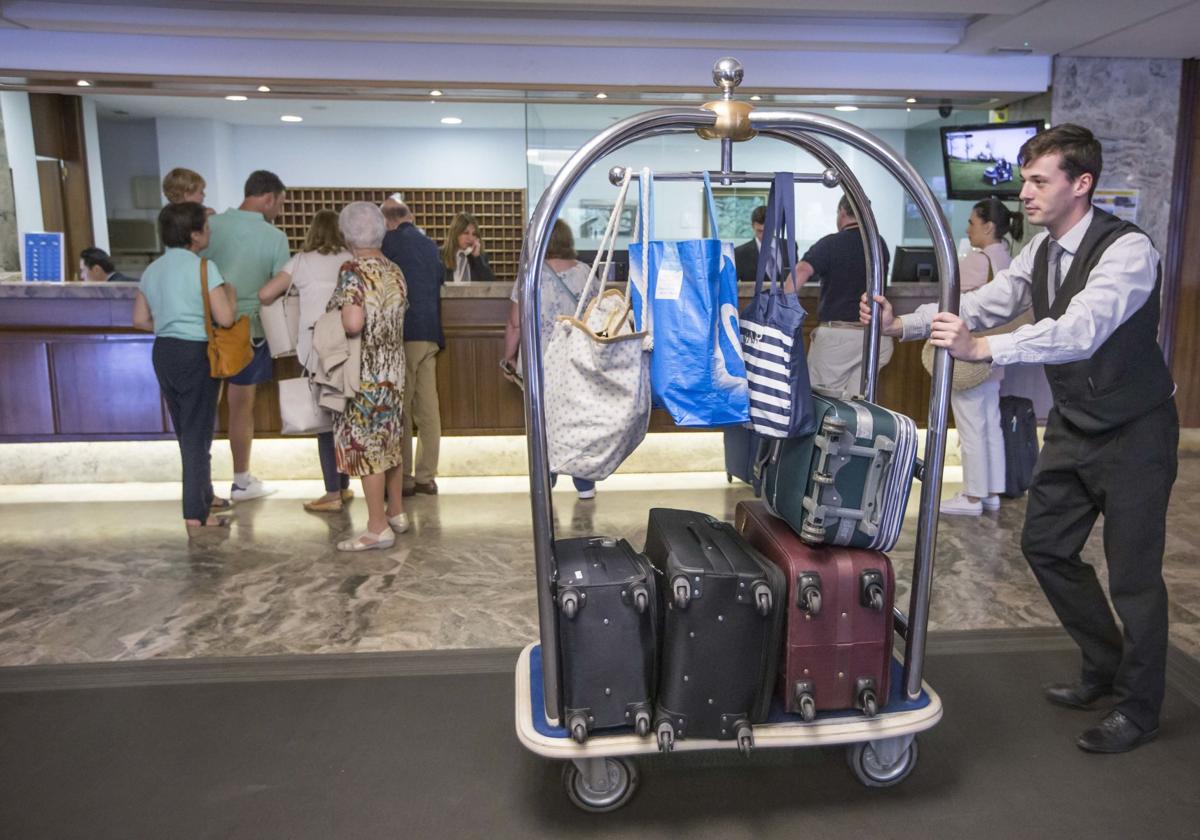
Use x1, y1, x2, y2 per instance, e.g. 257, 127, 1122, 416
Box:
76, 80, 91, 87
750, 94, 762, 101
834, 105, 859, 112
280, 115, 303, 123
906, 108, 912, 113
225, 95, 248, 102
905, 97, 917, 104
430, 89, 443, 97
440, 116, 462, 125
257, 85, 271, 93
595, 92, 608, 99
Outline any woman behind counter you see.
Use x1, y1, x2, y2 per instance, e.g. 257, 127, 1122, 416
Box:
940, 197, 1024, 517
132, 202, 237, 531
259, 209, 355, 513
441, 212, 496, 284
328, 202, 411, 551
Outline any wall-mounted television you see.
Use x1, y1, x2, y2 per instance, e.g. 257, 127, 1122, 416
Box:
940, 120, 1041, 201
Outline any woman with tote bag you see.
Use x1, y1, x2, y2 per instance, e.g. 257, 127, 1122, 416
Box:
259, 209, 355, 512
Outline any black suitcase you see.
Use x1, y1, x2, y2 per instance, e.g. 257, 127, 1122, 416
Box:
723, 424, 766, 492
643, 509, 785, 754
555, 536, 658, 743
999, 395, 1039, 498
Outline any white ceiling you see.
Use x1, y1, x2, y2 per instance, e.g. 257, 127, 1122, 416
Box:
1, 0, 1197, 58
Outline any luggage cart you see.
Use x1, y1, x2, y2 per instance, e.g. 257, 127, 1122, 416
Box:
512, 57, 961, 812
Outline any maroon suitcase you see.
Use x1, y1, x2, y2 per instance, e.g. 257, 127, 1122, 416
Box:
734, 500, 895, 721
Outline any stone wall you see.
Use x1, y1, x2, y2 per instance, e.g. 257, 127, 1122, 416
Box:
1052, 57, 1182, 253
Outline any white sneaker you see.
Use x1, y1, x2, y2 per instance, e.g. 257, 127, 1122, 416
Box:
980, 495, 1001, 511
577, 487, 596, 500
230, 475, 277, 502
940, 492, 982, 516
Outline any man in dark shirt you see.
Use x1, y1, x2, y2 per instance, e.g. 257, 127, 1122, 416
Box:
793, 195, 892, 394
79, 247, 135, 282
382, 199, 444, 496
733, 205, 766, 284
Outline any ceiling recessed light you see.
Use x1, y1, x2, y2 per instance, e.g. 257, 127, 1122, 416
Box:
257, 85, 271, 93
440, 116, 462, 125
834, 105, 859, 112
280, 115, 303, 123
595, 92, 608, 100
76, 80, 91, 87
430, 89, 443, 97
905, 97, 917, 104
225, 95, 248, 102
906, 108, 912, 113
750, 94, 762, 101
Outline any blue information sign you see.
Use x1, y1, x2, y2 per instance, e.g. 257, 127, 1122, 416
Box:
23, 232, 66, 282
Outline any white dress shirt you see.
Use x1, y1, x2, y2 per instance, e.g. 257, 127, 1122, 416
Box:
900, 209, 1160, 366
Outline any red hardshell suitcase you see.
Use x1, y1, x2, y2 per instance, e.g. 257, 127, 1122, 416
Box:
734, 500, 895, 720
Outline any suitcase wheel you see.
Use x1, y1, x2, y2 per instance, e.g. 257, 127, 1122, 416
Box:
821, 415, 847, 435
860, 569, 885, 612
671, 576, 692, 610
656, 721, 676, 753
752, 581, 773, 617
559, 589, 582, 620
797, 572, 822, 616
634, 709, 651, 737
568, 712, 590, 744
856, 678, 879, 717
734, 721, 754, 757
631, 585, 650, 615
813, 471, 835, 485
800, 522, 826, 545
793, 680, 817, 722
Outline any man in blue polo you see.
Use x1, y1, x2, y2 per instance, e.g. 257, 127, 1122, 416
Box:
203, 170, 291, 502
382, 198, 444, 496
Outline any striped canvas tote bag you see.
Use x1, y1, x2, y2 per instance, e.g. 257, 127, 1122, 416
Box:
739, 172, 816, 439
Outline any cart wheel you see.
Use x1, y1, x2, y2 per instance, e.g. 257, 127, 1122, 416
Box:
562, 757, 639, 813
726, 473, 733, 484
846, 737, 918, 788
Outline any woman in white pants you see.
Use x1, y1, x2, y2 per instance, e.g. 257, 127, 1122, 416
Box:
941, 198, 1024, 516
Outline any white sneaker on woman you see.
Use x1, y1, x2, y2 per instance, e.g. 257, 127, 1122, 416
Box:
940, 492, 983, 516
980, 495, 1001, 511
230, 474, 277, 502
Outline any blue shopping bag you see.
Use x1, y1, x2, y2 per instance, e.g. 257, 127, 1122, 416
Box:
627, 169, 750, 428
739, 172, 816, 438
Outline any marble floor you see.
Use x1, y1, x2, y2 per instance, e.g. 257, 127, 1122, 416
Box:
1, 462, 1198, 667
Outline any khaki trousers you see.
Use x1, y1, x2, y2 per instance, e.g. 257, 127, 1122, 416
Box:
402, 340, 442, 486
807, 324, 893, 396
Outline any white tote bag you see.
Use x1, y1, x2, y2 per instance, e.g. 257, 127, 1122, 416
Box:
278, 376, 332, 434
544, 170, 652, 482
261, 259, 301, 358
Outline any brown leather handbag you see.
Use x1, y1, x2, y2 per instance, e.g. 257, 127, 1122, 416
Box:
199, 258, 253, 378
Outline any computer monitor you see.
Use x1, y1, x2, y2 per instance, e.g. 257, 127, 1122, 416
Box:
891, 246, 938, 284
574, 249, 629, 283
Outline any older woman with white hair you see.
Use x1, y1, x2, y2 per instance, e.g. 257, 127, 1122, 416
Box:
328, 201, 410, 551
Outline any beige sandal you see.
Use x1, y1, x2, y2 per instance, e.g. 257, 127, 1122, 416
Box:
304, 495, 344, 513
336, 529, 395, 552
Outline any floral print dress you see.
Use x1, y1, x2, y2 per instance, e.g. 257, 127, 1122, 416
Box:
328, 256, 408, 476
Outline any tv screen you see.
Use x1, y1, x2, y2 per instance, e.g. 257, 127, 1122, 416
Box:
891, 246, 938, 285
940, 120, 1041, 200
575, 249, 629, 283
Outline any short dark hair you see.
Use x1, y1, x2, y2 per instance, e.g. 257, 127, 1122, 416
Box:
79, 247, 115, 273
1018, 123, 1102, 199
244, 169, 286, 198
750, 205, 766, 225
837, 195, 856, 219
158, 202, 209, 249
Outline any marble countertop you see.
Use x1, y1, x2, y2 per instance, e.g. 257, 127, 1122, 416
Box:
0, 275, 942, 300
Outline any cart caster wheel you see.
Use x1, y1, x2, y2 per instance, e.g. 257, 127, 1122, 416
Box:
562, 757, 639, 813
847, 737, 918, 788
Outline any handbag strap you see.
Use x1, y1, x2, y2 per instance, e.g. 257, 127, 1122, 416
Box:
631, 167, 654, 347
700, 170, 720, 239
574, 167, 633, 320
199, 257, 216, 341
753, 172, 797, 298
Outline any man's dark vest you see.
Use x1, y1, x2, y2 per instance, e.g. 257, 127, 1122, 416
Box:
1031, 208, 1174, 433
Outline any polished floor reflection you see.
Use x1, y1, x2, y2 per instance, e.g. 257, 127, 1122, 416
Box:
1, 463, 1198, 666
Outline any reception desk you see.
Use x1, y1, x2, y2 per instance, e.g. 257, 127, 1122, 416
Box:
0, 276, 942, 442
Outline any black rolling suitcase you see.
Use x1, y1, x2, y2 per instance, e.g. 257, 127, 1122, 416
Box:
555, 536, 658, 744
999, 395, 1039, 498
643, 509, 785, 754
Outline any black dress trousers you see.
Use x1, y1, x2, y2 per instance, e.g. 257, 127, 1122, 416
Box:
1020, 398, 1178, 732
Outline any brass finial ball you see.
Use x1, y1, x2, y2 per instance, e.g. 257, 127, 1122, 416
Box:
713, 57, 744, 92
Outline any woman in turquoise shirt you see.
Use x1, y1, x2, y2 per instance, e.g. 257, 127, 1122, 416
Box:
133, 202, 237, 531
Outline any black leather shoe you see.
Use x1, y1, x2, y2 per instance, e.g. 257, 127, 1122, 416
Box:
1043, 681, 1113, 709
1077, 710, 1158, 754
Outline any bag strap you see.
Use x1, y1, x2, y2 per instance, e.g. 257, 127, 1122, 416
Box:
574, 167, 633, 321
701, 170, 720, 239
199, 257, 216, 341
551, 270, 580, 307
753, 172, 796, 297
631, 167, 653, 347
